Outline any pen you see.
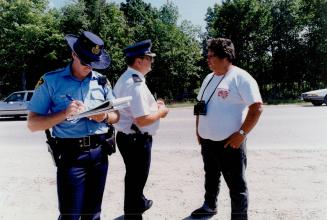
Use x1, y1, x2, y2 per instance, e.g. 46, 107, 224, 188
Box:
66, 94, 74, 101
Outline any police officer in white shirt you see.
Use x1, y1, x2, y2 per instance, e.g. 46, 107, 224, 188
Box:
191, 38, 263, 220
113, 39, 169, 219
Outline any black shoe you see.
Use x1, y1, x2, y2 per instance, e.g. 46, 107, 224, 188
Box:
141, 199, 153, 213
124, 213, 143, 220
124, 200, 153, 216
191, 205, 217, 218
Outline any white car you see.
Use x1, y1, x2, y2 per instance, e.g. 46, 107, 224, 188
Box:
301, 88, 327, 106
0, 90, 34, 118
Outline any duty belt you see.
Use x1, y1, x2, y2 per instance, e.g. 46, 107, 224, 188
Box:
55, 133, 107, 149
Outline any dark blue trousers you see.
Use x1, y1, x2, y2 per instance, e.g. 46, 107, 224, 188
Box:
116, 131, 152, 214
56, 145, 108, 220
200, 137, 248, 220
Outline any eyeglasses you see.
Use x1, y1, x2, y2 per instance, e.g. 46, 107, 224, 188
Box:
142, 56, 154, 63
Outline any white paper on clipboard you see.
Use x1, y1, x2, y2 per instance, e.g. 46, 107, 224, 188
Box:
67, 96, 132, 121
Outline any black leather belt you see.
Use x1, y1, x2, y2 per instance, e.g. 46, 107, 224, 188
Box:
55, 133, 107, 149
118, 131, 152, 139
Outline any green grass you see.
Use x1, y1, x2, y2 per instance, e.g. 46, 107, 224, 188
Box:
166, 101, 195, 108
165, 99, 305, 108
264, 99, 304, 105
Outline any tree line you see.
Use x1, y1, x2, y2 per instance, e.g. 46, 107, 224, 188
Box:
0, 0, 326, 102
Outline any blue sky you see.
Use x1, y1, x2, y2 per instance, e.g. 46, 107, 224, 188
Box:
49, 0, 221, 30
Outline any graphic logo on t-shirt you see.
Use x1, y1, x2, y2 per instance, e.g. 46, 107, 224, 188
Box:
217, 88, 229, 99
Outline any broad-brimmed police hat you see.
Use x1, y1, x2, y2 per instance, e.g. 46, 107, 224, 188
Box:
123, 39, 156, 58
65, 31, 111, 69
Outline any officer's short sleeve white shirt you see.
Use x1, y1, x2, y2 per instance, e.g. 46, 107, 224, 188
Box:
114, 67, 159, 135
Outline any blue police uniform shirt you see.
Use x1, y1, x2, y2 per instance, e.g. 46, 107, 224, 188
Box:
28, 64, 115, 138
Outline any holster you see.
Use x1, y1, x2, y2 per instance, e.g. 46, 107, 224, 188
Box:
102, 125, 116, 156
45, 129, 60, 167
130, 123, 151, 145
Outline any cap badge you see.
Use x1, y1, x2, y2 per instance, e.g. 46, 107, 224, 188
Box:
92, 45, 101, 55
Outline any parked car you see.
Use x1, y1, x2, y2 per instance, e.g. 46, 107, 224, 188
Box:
0, 90, 34, 118
301, 88, 327, 106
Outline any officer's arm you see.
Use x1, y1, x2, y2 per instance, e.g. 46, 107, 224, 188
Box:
27, 100, 84, 132
27, 111, 68, 132
134, 107, 168, 127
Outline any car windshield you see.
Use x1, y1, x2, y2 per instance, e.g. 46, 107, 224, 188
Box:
4, 93, 24, 102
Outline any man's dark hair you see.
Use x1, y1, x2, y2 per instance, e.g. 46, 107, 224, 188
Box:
125, 56, 137, 66
207, 38, 235, 62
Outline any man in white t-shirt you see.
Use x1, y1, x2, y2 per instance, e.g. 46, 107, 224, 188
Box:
113, 40, 169, 219
191, 38, 263, 220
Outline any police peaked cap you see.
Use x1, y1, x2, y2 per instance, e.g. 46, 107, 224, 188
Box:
123, 39, 156, 58
65, 31, 111, 69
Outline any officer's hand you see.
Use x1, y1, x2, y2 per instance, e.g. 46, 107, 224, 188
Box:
88, 112, 107, 122
196, 130, 201, 145
157, 98, 165, 108
65, 100, 85, 118
224, 132, 246, 149
159, 106, 169, 118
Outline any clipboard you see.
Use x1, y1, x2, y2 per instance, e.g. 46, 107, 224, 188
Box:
67, 96, 132, 121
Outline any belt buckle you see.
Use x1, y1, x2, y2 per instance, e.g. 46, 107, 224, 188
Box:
83, 136, 91, 147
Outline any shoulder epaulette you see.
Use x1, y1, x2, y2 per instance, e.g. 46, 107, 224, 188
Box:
132, 74, 142, 83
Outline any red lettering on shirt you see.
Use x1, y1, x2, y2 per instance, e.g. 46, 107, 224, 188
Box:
217, 89, 229, 99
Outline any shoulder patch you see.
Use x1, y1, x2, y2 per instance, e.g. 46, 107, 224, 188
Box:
35, 77, 45, 89
132, 74, 142, 83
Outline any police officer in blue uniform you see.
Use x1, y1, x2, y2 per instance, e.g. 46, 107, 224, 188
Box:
27, 31, 119, 220
113, 40, 169, 219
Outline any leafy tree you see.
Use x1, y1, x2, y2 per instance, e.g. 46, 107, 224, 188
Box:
298, 0, 327, 90
97, 2, 132, 82
119, 0, 202, 100
0, 0, 63, 95
205, 0, 272, 98
60, 0, 90, 35
60, 1, 131, 82
159, 0, 178, 25
205, 0, 327, 100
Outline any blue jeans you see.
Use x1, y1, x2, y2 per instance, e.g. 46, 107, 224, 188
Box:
57, 145, 108, 220
200, 137, 248, 220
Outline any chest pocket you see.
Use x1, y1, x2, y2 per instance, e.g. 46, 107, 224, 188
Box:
52, 94, 70, 112
91, 89, 105, 100
88, 89, 106, 109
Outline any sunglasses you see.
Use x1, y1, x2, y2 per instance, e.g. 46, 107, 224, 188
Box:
74, 53, 92, 67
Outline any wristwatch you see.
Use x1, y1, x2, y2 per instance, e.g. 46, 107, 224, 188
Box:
239, 129, 247, 136
103, 112, 109, 123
